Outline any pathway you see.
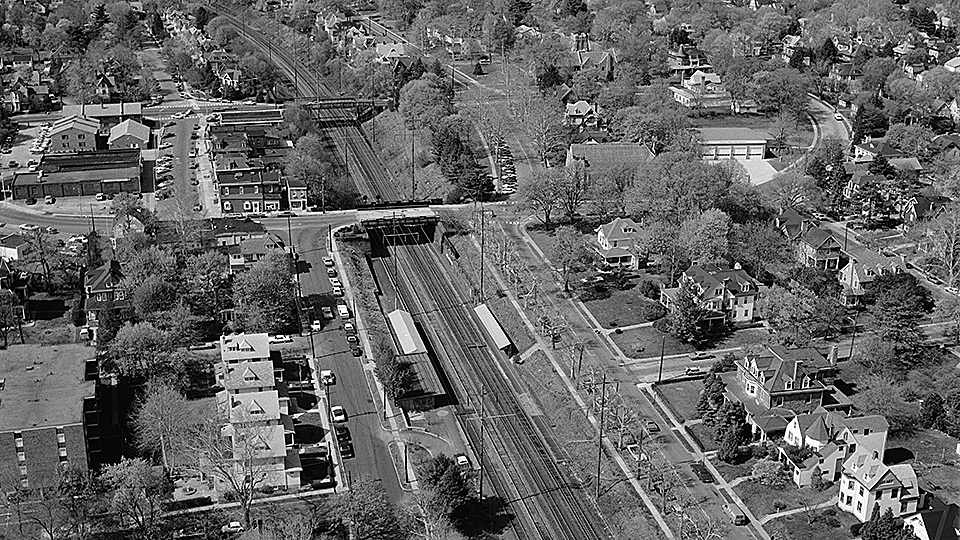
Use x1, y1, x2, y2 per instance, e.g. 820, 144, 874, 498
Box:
759, 501, 835, 524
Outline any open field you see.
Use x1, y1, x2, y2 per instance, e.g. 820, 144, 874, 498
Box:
654, 380, 703, 423
612, 326, 695, 358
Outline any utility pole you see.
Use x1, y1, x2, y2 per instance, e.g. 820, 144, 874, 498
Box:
657, 335, 666, 382
596, 374, 608, 499
479, 206, 485, 302
410, 127, 416, 201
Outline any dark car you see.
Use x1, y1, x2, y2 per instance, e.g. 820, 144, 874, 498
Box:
338, 440, 354, 459
351, 347, 363, 357
335, 425, 351, 443
25, 197, 36, 205
277, 211, 296, 217
691, 462, 714, 483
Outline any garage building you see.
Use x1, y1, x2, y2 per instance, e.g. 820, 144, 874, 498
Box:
695, 127, 769, 160
12, 149, 144, 200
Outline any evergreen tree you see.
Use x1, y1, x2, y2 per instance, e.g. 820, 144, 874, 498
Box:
918, 393, 945, 429
669, 279, 708, 344
713, 401, 748, 445
860, 508, 919, 540
718, 425, 741, 463
818, 38, 838, 64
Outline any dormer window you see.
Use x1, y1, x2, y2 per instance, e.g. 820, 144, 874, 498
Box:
801, 376, 810, 389
785, 380, 794, 390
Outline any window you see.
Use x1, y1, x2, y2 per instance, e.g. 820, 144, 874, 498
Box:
222, 187, 229, 195
891, 488, 898, 498
77, 134, 85, 140
856, 502, 862, 512
58, 447, 67, 457
18, 465, 27, 476
785, 380, 793, 390
78, 142, 85, 147
243, 201, 251, 211
845, 496, 852, 505
859, 486, 864, 496
61, 134, 67, 140
863, 429, 870, 436
848, 481, 854, 490
17, 451, 25, 462
224, 202, 233, 211
900, 502, 908, 513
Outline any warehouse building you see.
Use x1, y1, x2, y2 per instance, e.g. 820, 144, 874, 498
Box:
12, 149, 144, 200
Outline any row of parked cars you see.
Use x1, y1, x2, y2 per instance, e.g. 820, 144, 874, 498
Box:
30, 123, 52, 154
496, 139, 517, 195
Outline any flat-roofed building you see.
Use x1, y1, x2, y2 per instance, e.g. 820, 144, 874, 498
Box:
62, 102, 143, 134
11, 149, 143, 200
0, 344, 99, 492
386, 309, 445, 410
695, 127, 769, 160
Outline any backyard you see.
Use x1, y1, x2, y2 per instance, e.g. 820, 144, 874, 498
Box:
580, 272, 666, 329
888, 428, 960, 506
765, 507, 860, 540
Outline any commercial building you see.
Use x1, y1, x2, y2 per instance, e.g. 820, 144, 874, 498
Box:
48, 115, 100, 153
12, 149, 144, 200
62, 102, 143, 134
0, 344, 99, 492
695, 127, 768, 160
108, 119, 150, 150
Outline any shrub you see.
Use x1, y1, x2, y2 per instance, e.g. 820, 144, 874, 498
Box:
772, 499, 787, 511
821, 508, 837, 516
639, 279, 660, 299
752, 458, 789, 488
643, 303, 667, 322
850, 523, 863, 536
824, 516, 841, 528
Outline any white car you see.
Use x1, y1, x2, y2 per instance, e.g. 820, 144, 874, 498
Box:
159, 142, 173, 150
221, 521, 244, 534
311, 319, 323, 331
321, 306, 334, 319
323, 257, 334, 267
320, 369, 335, 385
269, 334, 293, 344
343, 322, 356, 334
330, 405, 347, 423
19, 223, 39, 232
329, 277, 342, 288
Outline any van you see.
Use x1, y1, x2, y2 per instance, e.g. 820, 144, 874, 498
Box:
724, 504, 748, 525
337, 304, 350, 319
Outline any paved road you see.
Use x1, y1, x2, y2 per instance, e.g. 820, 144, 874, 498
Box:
272, 214, 404, 502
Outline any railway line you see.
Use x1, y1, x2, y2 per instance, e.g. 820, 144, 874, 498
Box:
205, 4, 403, 203
387, 239, 610, 540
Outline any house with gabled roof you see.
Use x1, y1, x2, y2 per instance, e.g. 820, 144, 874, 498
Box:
903, 497, 960, 540
660, 264, 759, 331
797, 227, 843, 271
901, 194, 951, 225
838, 453, 922, 522
594, 217, 640, 269
854, 139, 905, 162
220, 332, 271, 363
227, 232, 286, 274
780, 411, 888, 487
774, 208, 819, 240
83, 260, 126, 341
108, 119, 150, 150
719, 345, 852, 441
565, 142, 654, 170
838, 253, 906, 306
49, 115, 100, 153
564, 100, 601, 130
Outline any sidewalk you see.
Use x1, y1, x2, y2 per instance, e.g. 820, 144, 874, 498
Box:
759, 500, 835, 524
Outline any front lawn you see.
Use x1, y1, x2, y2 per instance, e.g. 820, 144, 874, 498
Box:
766, 507, 860, 540
611, 326, 694, 359
712, 453, 760, 482
736, 479, 836, 518
687, 423, 718, 452
580, 272, 667, 329
655, 379, 703, 422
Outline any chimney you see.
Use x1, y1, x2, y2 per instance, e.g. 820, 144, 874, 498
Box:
828, 346, 838, 366
793, 360, 801, 383
733, 261, 742, 270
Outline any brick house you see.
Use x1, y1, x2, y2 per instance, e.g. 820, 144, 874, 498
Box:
720, 346, 852, 441
838, 454, 922, 522
108, 119, 150, 150
660, 264, 759, 331
780, 412, 888, 487
594, 217, 640, 269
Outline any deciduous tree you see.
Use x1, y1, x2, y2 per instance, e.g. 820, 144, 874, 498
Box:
104, 322, 173, 380
518, 168, 563, 226
551, 226, 593, 292
132, 380, 195, 470
100, 458, 170, 537
233, 252, 297, 334
669, 279, 708, 345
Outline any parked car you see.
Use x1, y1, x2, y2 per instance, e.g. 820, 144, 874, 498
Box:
334, 425, 350, 442
329, 277, 342, 288
269, 334, 293, 344
343, 322, 356, 335
311, 319, 324, 331
321, 306, 334, 319
320, 370, 336, 385
455, 454, 470, 469
723, 504, 748, 525
95, 193, 106, 201
332, 286, 343, 297
323, 257, 334, 267
7, 160, 17, 168
330, 405, 347, 423
690, 462, 714, 483
24, 198, 37, 205
338, 439, 355, 458
326, 268, 337, 277
44, 227, 58, 234
221, 521, 244, 534
644, 419, 660, 433
688, 352, 714, 361
44, 195, 55, 204
684, 366, 705, 376
833, 112, 844, 121
19, 223, 39, 232
346, 335, 359, 345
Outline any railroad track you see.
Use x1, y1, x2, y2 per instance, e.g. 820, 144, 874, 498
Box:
389, 240, 610, 540
205, 4, 403, 203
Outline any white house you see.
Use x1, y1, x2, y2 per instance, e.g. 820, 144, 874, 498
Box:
838, 452, 922, 522
0, 233, 28, 261
594, 217, 640, 269
945, 56, 960, 73
838, 254, 905, 306
780, 412, 888, 488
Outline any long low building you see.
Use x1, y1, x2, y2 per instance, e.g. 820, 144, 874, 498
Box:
12, 149, 145, 200
386, 309, 445, 410
695, 127, 769, 160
